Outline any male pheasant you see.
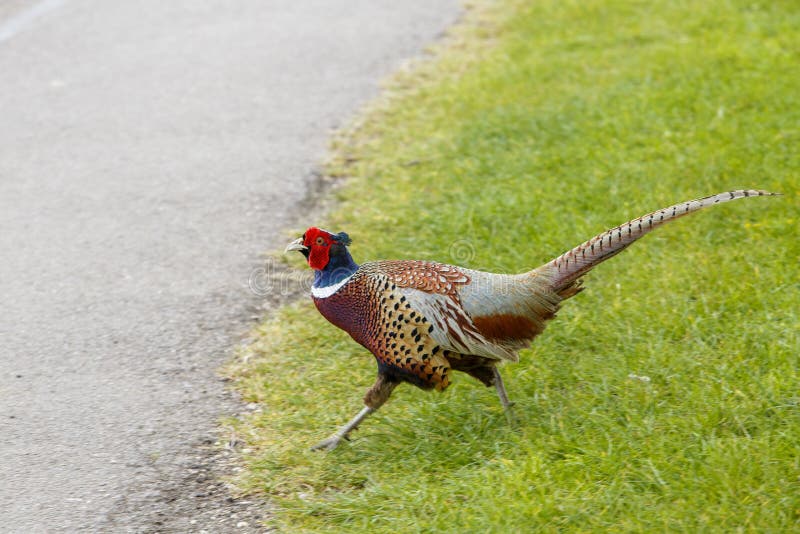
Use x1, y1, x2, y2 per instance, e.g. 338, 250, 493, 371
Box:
286, 190, 777, 450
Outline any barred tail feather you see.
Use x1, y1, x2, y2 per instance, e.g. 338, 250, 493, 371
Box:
538, 189, 779, 293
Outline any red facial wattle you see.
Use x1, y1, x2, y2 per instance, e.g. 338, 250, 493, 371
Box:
304, 227, 333, 270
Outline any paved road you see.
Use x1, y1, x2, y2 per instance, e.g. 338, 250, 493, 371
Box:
0, 1, 459, 531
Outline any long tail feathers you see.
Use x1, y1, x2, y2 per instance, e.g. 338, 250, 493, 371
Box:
537, 189, 780, 293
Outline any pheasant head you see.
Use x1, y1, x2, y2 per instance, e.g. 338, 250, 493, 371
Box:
286, 227, 358, 288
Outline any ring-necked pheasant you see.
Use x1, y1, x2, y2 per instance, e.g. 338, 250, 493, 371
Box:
286, 190, 778, 450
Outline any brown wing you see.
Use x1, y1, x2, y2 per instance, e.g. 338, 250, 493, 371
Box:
368, 260, 522, 362
377, 260, 470, 298
374, 261, 563, 362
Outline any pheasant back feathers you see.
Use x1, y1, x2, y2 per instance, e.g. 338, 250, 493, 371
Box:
313, 260, 567, 391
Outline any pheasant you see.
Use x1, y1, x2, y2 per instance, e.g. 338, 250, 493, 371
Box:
285, 190, 777, 450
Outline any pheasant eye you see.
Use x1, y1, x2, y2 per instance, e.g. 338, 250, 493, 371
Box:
315, 236, 325, 246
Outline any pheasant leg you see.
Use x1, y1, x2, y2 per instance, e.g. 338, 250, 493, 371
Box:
492, 366, 515, 409
311, 406, 375, 451
311, 373, 398, 451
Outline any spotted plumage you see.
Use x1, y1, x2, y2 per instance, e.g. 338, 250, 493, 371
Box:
312, 262, 455, 391
285, 190, 778, 450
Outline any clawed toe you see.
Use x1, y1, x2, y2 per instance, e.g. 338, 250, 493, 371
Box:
310, 435, 343, 451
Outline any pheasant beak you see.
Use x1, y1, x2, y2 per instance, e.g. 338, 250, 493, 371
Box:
284, 237, 308, 254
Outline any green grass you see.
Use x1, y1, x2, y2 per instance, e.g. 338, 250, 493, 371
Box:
227, 0, 799, 530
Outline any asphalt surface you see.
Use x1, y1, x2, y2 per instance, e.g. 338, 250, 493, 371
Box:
0, 1, 460, 531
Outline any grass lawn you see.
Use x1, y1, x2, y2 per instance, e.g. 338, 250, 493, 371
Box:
227, 0, 799, 531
